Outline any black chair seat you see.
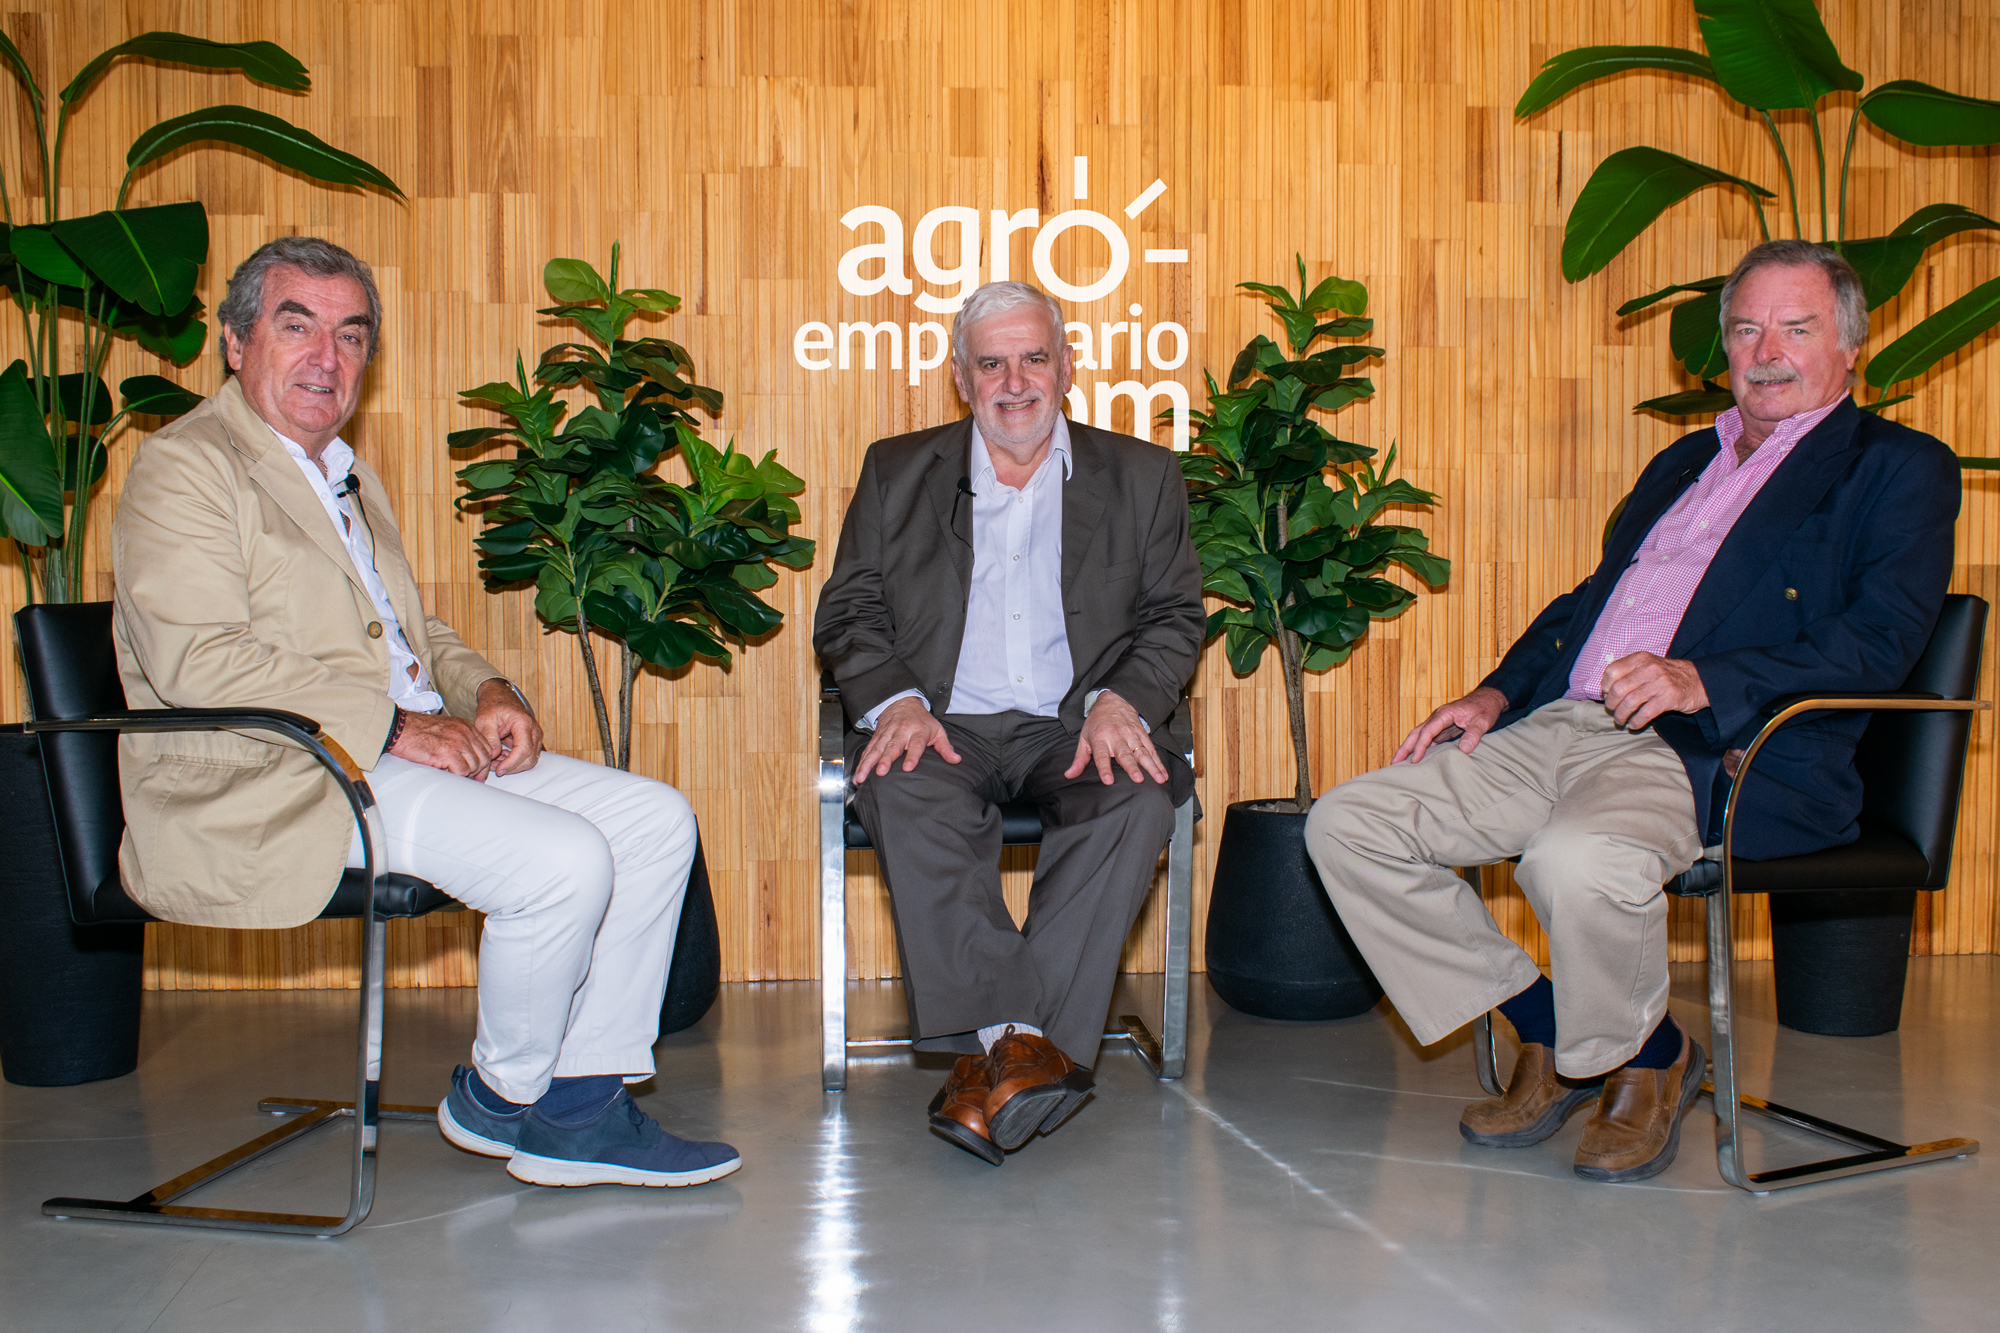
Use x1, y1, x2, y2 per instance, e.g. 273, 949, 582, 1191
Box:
1667, 824, 1932, 898
79, 870, 454, 924
844, 800, 1045, 851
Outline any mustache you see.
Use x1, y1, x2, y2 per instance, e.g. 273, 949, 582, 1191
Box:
1742, 363, 1801, 386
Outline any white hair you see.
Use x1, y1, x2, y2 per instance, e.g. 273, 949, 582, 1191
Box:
950, 281, 1067, 367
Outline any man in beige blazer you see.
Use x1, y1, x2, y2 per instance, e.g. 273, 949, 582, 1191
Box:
112, 236, 739, 1190
813, 281, 1204, 1165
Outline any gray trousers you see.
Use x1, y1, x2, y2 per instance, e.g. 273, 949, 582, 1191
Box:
849, 710, 1176, 1067
1304, 699, 1703, 1077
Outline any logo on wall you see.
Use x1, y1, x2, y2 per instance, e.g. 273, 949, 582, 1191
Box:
792, 157, 1193, 449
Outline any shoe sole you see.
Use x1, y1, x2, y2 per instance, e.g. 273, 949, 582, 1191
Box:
506, 1150, 744, 1188
1459, 1082, 1604, 1148
1574, 1041, 1707, 1184
438, 1096, 517, 1159
928, 1114, 1005, 1165
986, 1070, 1094, 1152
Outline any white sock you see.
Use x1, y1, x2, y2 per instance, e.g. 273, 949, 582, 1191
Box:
979, 1022, 1043, 1051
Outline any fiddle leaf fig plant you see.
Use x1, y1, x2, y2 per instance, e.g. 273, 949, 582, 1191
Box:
1518, 0, 2000, 451
0, 28, 403, 603
1185, 260, 1451, 812
453, 245, 815, 770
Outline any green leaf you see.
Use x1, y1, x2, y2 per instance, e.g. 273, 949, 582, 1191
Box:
58, 374, 114, 428
126, 105, 403, 197
1692, 0, 1862, 111
1669, 289, 1728, 378
1223, 624, 1272, 675
1301, 274, 1368, 317
1839, 205, 2000, 310
627, 618, 728, 671
1617, 275, 1725, 317
1861, 395, 1917, 416
10, 226, 88, 286
1635, 384, 1736, 417
119, 374, 203, 418
0, 30, 44, 109
48, 203, 208, 316
1563, 147, 1774, 281
0, 361, 63, 545
1515, 45, 1718, 117
544, 258, 610, 305
1237, 281, 1297, 309
620, 286, 681, 313
1859, 80, 2000, 148
62, 33, 310, 107
1864, 276, 2000, 390
446, 426, 515, 450
109, 299, 207, 364
1228, 335, 1278, 388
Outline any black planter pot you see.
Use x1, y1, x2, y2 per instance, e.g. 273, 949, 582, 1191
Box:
659, 835, 721, 1035
1769, 888, 1918, 1037
1204, 800, 1383, 1021
0, 725, 146, 1086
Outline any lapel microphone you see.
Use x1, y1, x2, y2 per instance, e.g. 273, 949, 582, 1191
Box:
952, 475, 976, 528
334, 474, 361, 499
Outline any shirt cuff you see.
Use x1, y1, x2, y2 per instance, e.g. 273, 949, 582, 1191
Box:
859, 688, 929, 731
1084, 689, 1149, 732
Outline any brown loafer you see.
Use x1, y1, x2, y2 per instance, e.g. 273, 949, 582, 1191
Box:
1574, 1017, 1706, 1183
984, 1029, 1093, 1151
1460, 1043, 1605, 1148
928, 1053, 1004, 1165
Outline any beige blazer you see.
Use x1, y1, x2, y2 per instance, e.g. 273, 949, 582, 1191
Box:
110, 378, 501, 928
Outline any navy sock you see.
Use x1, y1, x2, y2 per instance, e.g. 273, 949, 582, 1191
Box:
468, 1070, 527, 1115
534, 1074, 625, 1125
1624, 1014, 1685, 1070
1496, 974, 1556, 1048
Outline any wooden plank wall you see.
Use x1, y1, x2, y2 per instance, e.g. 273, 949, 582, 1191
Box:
0, 1, 1993, 989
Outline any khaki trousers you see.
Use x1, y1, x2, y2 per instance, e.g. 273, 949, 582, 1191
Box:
1304, 698, 1703, 1077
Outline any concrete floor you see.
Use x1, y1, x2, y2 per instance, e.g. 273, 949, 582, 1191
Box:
2, 960, 1996, 1333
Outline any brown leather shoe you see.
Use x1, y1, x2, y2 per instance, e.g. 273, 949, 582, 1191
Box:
1574, 1017, 1706, 1183
984, 1029, 1093, 1151
1460, 1043, 1605, 1148
928, 1054, 1004, 1165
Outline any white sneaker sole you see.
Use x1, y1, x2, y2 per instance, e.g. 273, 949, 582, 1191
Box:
437, 1096, 517, 1159
506, 1150, 744, 1188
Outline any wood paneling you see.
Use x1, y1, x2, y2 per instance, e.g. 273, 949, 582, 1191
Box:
0, 2, 1993, 990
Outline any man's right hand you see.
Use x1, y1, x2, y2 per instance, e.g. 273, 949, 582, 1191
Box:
1391, 685, 1508, 765
852, 696, 961, 783
390, 711, 496, 779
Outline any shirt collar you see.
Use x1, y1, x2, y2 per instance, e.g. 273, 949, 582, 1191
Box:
273, 425, 355, 485
1713, 394, 1846, 471
968, 413, 1074, 487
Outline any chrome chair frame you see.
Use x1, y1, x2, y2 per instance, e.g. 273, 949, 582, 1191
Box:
1471, 693, 1988, 1194
31, 708, 441, 1237
818, 676, 1195, 1090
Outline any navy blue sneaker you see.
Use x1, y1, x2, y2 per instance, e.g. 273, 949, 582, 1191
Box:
507, 1087, 742, 1188
438, 1064, 526, 1158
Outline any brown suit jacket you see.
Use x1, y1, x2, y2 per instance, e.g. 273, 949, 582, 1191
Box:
110, 378, 501, 928
812, 417, 1204, 794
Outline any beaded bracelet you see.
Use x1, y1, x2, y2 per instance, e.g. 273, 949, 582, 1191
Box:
383, 706, 407, 754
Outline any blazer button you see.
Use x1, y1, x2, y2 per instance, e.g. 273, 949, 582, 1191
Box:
1784, 588, 1798, 601
367, 621, 385, 638
1555, 638, 1562, 649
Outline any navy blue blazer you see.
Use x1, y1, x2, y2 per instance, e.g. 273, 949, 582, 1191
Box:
1481, 398, 1961, 860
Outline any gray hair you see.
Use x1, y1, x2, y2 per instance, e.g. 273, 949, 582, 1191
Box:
1718, 239, 1869, 353
950, 280, 1067, 368
216, 236, 383, 373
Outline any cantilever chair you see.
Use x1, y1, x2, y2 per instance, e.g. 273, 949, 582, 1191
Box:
1467, 593, 1990, 1193
18, 603, 460, 1238
818, 671, 1197, 1090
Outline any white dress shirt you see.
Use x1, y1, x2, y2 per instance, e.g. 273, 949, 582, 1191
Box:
862, 417, 1079, 728
279, 430, 446, 714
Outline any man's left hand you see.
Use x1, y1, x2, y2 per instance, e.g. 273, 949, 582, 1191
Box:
1065, 690, 1169, 785
1601, 652, 1708, 731
474, 679, 544, 777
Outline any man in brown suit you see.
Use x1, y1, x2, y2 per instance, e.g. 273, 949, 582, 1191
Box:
112, 237, 739, 1191
813, 280, 1204, 1164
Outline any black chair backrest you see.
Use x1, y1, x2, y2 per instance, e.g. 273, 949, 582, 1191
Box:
1856, 593, 1988, 888
14, 603, 131, 921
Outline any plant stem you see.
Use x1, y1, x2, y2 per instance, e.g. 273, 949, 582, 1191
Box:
1837, 108, 1861, 244
574, 606, 617, 767
1760, 112, 1802, 239
617, 641, 636, 772
16, 541, 34, 605
1273, 493, 1313, 812
1808, 113, 1829, 242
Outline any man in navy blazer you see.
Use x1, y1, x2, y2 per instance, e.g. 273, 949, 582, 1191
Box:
1306, 240, 1959, 1184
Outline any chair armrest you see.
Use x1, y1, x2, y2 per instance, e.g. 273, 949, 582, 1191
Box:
1761, 690, 1943, 716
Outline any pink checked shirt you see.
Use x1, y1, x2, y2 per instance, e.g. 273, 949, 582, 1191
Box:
1565, 397, 1846, 701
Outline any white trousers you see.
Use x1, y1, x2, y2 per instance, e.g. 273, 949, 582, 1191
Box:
346, 752, 699, 1104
